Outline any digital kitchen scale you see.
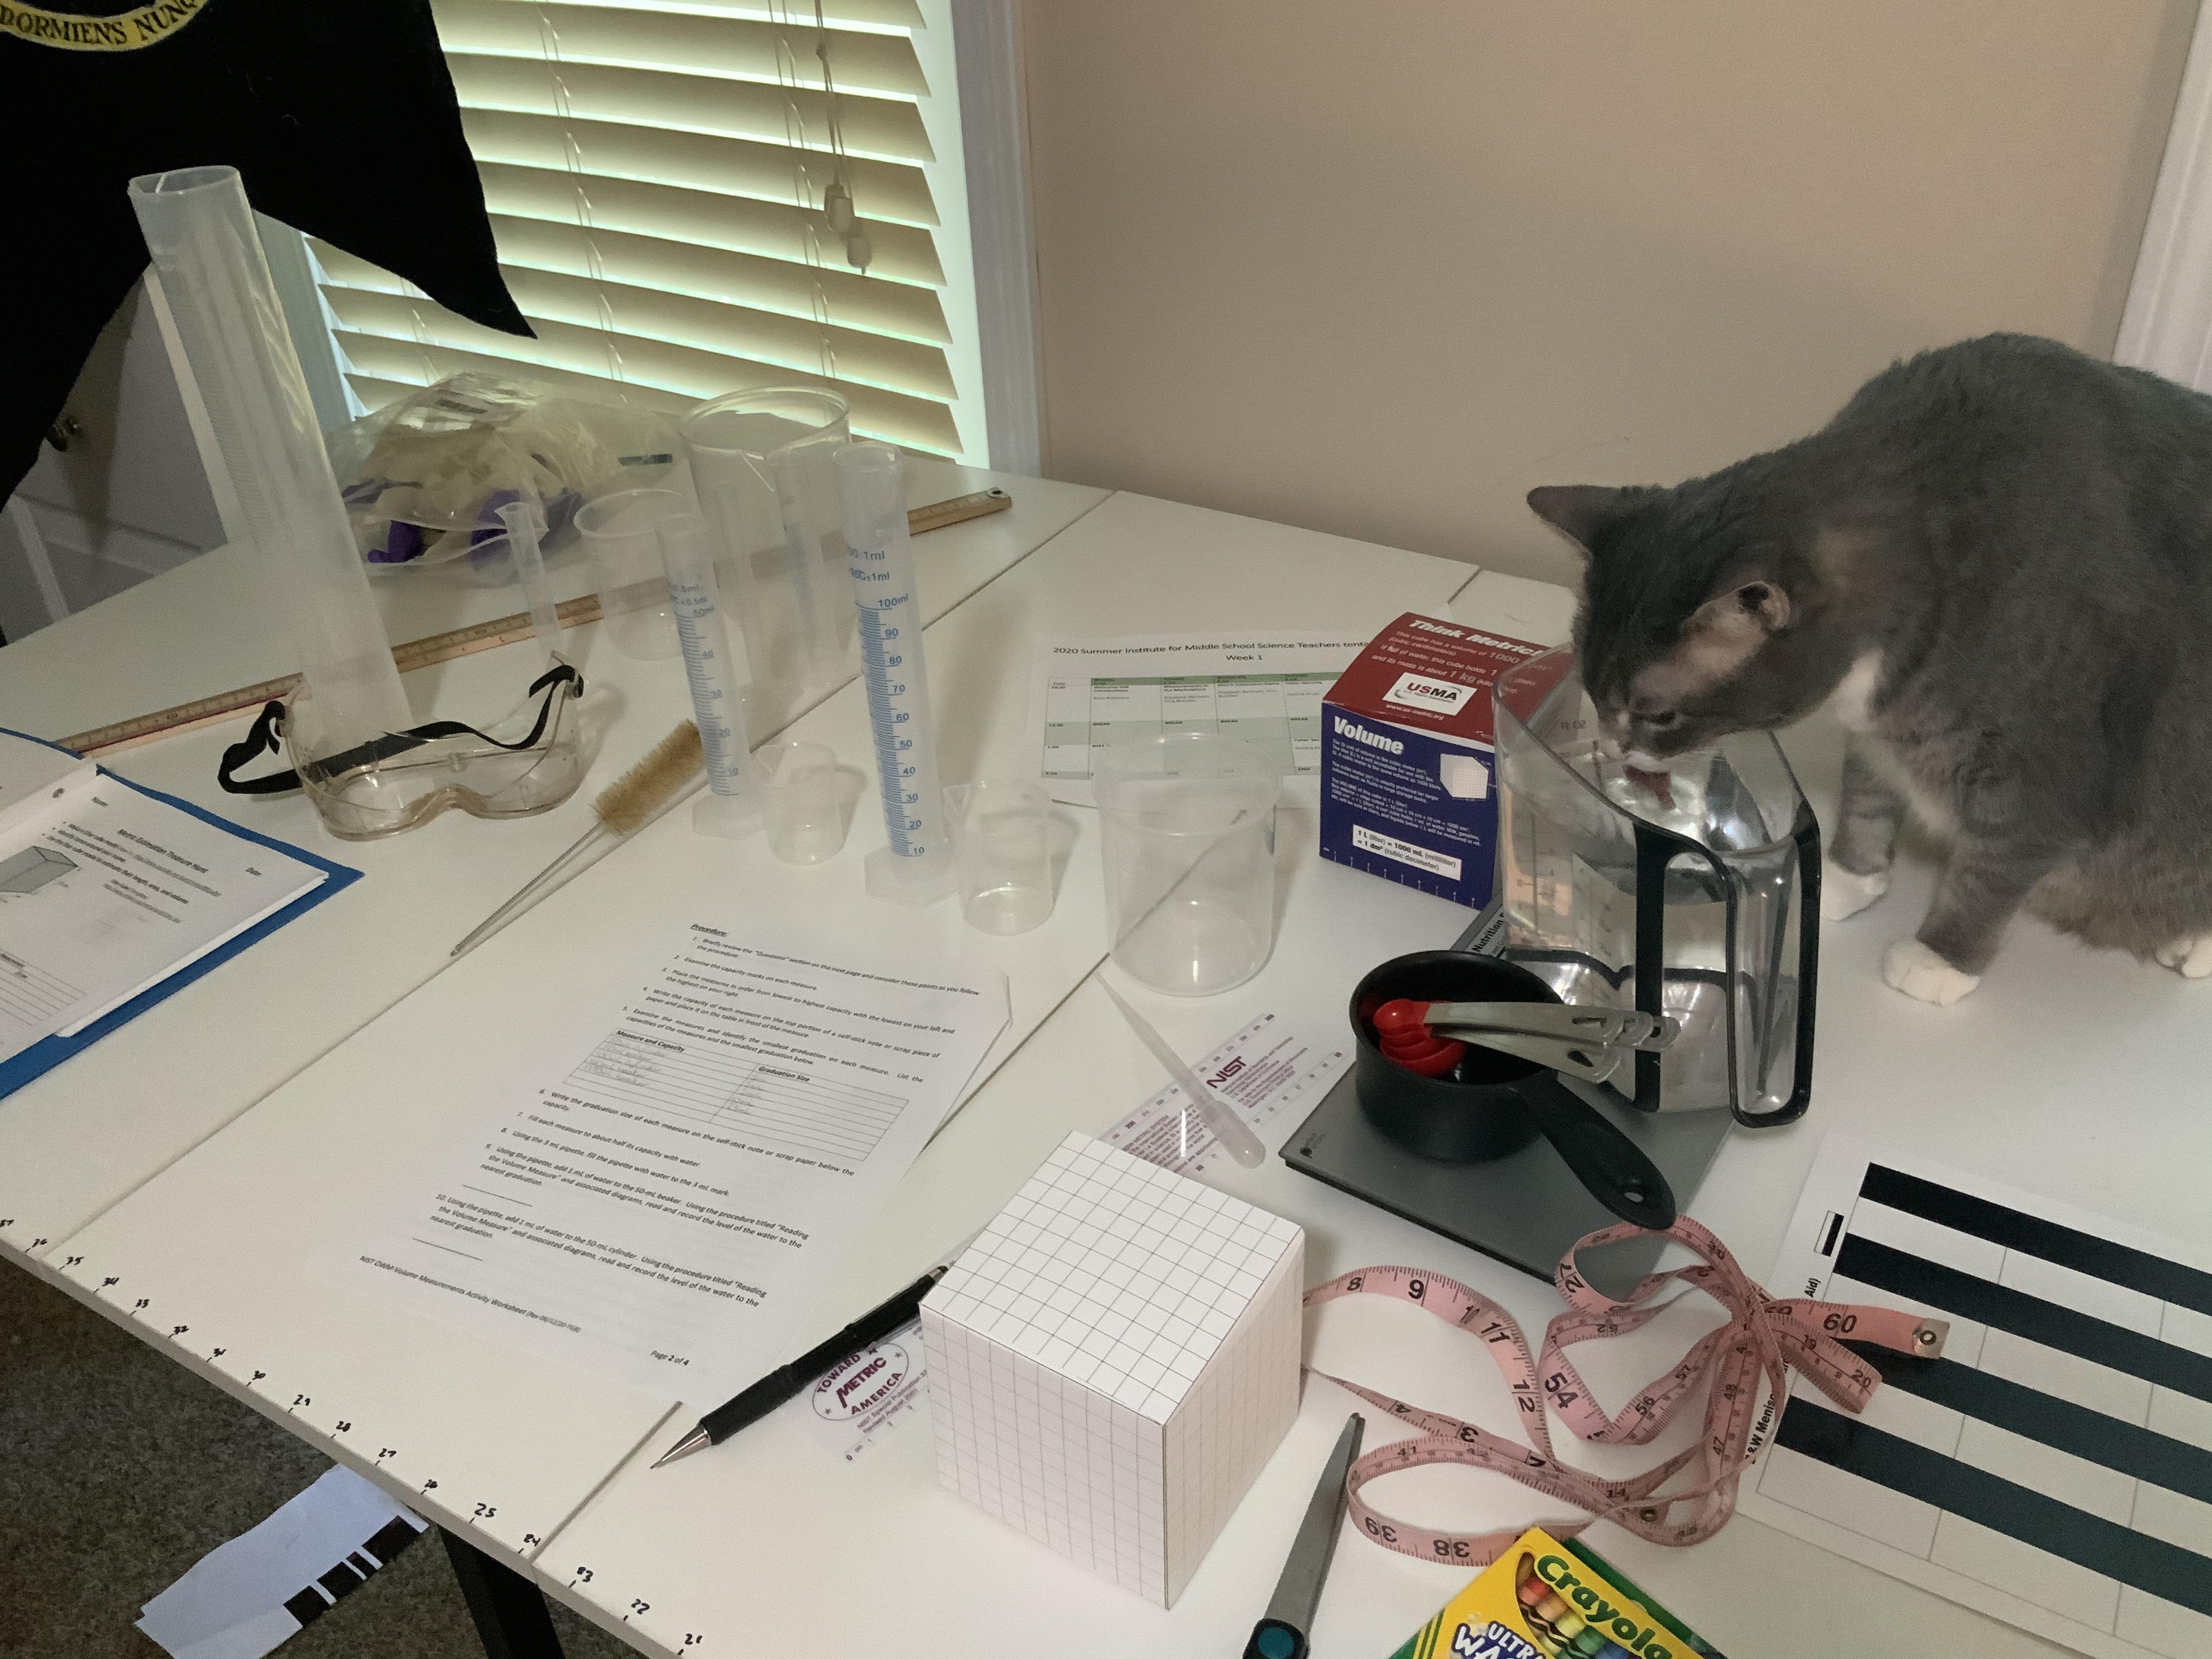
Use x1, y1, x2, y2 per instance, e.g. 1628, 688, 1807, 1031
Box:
1280, 907, 1734, 1293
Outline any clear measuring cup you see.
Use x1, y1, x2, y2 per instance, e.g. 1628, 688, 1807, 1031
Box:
759, 738, 845, 865
1094, 733, 1281, 996
680, 388, 850, 694
946, 778, 1054, 935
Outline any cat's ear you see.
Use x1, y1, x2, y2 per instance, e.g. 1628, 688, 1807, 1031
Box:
1688, 578, 1791, 649
1526, 485, 1623, 552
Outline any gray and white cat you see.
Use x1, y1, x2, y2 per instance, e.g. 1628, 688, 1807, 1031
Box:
1528, 333, 2212, 1006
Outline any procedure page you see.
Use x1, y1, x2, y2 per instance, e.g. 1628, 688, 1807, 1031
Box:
341, 922, 1008, 1398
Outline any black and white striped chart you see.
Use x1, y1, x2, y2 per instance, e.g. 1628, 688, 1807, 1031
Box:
1745, 1136, 2212, 1658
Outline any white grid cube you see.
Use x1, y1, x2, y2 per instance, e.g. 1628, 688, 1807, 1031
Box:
921, 1133, 1303, 1606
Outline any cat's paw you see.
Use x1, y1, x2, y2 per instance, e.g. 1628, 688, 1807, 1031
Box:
1821, 857, 1889, 921
1882, 939, 1980, 1006
2155, 934, 2212, 979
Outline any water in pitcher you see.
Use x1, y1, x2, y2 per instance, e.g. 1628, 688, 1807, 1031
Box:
1493, 651, 1813, 1118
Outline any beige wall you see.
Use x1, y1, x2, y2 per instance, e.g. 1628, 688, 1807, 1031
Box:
1019, 1, 2197, 582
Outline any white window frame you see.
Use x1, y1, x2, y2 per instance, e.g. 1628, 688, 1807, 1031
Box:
2116, 1, 2212, 390
950, 0, 1042, 476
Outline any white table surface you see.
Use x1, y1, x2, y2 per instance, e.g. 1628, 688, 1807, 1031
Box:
10, 492, 2198, 1659
534, 565, 2203, 1659
0, 461, 1106, 1265
21, 488, 1474, 1584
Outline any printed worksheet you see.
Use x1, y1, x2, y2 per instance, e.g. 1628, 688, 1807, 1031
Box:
0, 732, 326, 1065
1743, 1134, 2212, 1659
342, 925, 1008, 1400
1032, 634, 1368, 804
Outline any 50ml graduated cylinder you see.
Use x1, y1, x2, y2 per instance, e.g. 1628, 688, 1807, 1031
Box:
838, 443, 953, 904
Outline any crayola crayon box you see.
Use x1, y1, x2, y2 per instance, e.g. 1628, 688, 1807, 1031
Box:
1385, 1529, 1724, 1659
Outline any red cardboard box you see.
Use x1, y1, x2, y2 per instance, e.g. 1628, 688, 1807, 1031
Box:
1318, 613, 1548, 908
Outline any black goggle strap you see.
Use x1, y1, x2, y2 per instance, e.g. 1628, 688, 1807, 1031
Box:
218, 662, 583, 797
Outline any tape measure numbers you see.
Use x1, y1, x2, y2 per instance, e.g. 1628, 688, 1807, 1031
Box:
1310, 1216, 1947, 1567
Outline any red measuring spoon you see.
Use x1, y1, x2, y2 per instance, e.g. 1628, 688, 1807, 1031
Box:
1369, 998, 1465, 1077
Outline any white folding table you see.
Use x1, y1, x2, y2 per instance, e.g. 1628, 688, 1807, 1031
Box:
9, 482, 2194, 1659
0, 462, 1104, 1271
533, 561, 2181, 1659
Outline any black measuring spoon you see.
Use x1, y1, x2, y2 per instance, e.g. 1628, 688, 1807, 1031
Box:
1350, 950, 1676, 1231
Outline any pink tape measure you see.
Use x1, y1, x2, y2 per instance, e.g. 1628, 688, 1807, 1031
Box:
1306, 1215, 1948, 1567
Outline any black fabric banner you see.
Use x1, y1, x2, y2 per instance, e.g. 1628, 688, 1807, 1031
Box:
0, 0, 528, 501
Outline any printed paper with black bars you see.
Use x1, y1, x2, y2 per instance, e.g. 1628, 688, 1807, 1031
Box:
1744, 1135, 2212, 1659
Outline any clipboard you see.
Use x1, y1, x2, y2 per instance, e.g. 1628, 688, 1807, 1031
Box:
0, 727, 360, 1101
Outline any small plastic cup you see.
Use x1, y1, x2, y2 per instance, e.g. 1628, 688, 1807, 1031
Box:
577, 487, 687, 659
1094, 732, 1280, 996
760, 739, 844, 865
945, 779, 1054, 935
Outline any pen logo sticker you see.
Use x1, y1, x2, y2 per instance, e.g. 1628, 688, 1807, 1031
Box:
811, 1339, 912, 1424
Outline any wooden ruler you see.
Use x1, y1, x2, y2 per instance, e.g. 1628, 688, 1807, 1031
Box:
58, 488, 1012, 757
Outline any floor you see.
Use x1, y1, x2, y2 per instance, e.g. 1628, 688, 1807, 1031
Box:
1, 1261, 632, 1659
0, 523, 168, 647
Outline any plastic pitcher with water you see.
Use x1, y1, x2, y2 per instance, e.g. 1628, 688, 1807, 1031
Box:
1491, 647, 1820, 1125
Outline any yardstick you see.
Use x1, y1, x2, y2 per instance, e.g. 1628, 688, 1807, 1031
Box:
57, 488, 1012, 757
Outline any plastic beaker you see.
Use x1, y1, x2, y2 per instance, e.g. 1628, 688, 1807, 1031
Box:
577, 487, 688, 659
760, 739, 845, 865
946, 779, 1054, 935
1094, 733, 1282, 996
680, 389, 850, 692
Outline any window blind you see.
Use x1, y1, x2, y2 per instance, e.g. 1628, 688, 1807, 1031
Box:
312, 0, 972, 458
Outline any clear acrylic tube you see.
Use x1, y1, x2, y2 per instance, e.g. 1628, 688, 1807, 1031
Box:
498, 499, 562, 672
837, 442, 952, 904
130, 166, 410, 752
680, 390, 848, 695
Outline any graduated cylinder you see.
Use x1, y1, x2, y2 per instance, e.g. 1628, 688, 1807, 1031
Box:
837, 443, 952, 904
658, 512, 760, 839
129, 166, 410, 752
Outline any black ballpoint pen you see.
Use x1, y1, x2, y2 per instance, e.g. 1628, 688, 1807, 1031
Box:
650, 1264, 949, 1469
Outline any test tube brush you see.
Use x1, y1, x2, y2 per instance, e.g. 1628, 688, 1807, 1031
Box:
450, 721, 705, 957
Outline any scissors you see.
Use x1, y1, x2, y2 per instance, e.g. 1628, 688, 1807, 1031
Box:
1243, 1413, 1365, 1658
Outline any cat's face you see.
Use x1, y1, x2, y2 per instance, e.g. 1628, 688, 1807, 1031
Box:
1528, 482, 1849, 761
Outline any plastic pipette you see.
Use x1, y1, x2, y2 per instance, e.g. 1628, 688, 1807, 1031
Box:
449, 722, 704, 957
658, 512, 760, 839
497, 499, 563, 672
1103, 981, 1268, 1169
836, 443, 953, 904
